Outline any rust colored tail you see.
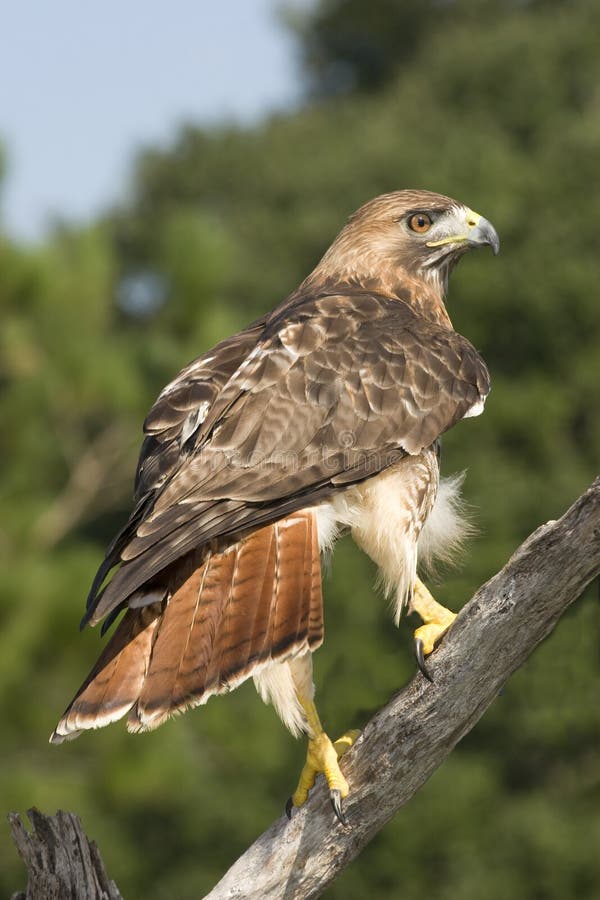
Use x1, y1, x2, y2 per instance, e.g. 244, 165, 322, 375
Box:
51, 511, 323, 742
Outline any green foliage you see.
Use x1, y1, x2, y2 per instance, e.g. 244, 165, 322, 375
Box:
285, 0, 577, 97
2, 0, 599, 896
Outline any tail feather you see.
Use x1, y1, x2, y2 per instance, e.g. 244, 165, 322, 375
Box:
51, 511, 324, 742
50, 604, 161, 743
308, 515, 324, 648
130, 550, 222, 730
271, 515, 313, 656
228, 524, 277, 675
203, 526, 276, 690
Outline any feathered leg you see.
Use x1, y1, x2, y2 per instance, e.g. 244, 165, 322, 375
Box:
285, 654, 359, 826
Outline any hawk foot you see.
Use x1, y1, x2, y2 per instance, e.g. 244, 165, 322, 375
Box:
286, 728, 360, 826
411, 578, 456, 681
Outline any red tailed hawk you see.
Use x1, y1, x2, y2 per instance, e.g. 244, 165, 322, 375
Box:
51, 190, 499, 825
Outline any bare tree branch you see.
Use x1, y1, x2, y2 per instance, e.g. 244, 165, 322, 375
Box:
204, 477, 600, 900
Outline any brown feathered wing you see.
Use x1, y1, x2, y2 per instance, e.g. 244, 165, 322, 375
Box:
87, 290, 489, 627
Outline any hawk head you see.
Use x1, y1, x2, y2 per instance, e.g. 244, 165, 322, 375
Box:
313, 189, 499, 299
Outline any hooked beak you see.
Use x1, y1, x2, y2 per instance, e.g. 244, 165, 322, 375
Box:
426, 207, 500, 257
467, 215, 500, 256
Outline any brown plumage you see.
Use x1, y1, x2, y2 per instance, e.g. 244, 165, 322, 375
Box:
52, 189, 498, 745
55, 512, 323, 739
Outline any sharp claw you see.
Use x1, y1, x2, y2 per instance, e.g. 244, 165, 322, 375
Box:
330, 789, 349, 827
285, 797, 294, 820
415, 638, 434, 682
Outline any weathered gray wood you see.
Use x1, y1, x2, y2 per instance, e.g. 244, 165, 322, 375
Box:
204, 477, 600, 900
8, 808, 122, 900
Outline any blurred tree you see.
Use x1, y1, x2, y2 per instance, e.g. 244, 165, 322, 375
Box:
2, 0, 600, 897
284, 0, 442, 95
284, 0, 575, 97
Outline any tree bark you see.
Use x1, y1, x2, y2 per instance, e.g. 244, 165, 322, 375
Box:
204, 477, 600, 900
8, 479, 600, 900
8, 808, 122, 900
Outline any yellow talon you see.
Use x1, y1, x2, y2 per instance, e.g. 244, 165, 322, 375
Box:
411, 578, 456, 678
333, 728, 361, 757
288, 691, 360, 823
413, 619, 456, 655
291, 731, 350, 808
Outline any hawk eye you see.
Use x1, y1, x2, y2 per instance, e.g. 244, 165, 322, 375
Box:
407, 212, 433, 234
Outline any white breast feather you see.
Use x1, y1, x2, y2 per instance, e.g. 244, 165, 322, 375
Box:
314, 465, 472, 625
417, 472, 473, 569
253, 652, 314, 738
346, 468, 421, 624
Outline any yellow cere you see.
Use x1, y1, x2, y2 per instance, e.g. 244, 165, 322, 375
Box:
426, 207, 481, 248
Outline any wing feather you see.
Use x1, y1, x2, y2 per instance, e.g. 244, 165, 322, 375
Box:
87, 289, 489, 626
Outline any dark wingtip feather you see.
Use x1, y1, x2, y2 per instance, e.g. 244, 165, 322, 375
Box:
84, 557, 116, 619
81, 582, 109, 630
100, 603, 127, 636
83, 495, 154, 623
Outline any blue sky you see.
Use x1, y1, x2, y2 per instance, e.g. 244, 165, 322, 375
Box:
0, 1, 305, 241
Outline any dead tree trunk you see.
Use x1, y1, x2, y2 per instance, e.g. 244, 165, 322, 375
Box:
8, 479, 600, 900
8, 808, 122, 900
